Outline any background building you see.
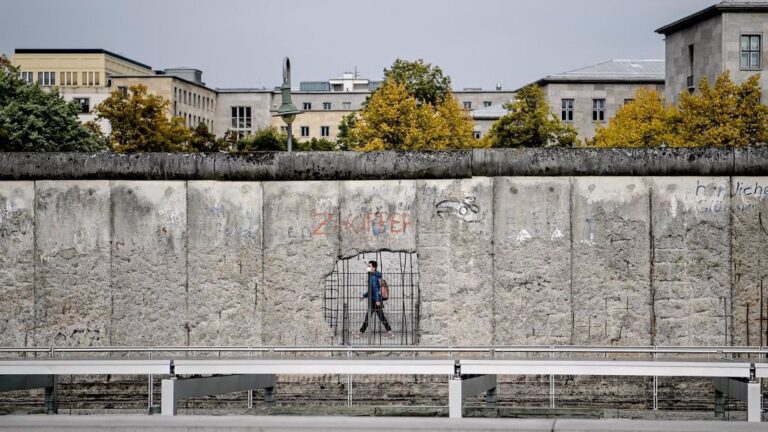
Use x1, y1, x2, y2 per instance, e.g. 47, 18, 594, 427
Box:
656, 0, 768, 104
524, 59, 665, 143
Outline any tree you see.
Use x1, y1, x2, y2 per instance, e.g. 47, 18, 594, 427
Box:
0, 56, 107, 152
351, 81, 478, 151
484, 85, 577, 148
97, 84, 192, 153
677, 72, 768, 147
188, 122, 225, 152
382, 59, 452, 106
298, 137, 337, 151
592, 88, 681, 148
336, 112, 360, 151
236, 127, 288, 151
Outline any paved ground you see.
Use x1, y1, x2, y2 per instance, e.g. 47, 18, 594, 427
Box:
2, 416, 768, 431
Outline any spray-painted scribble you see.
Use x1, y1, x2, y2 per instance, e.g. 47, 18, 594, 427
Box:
435, 197, 482, 222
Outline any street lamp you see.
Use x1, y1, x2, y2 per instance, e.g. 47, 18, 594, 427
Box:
275, 57, 302, 152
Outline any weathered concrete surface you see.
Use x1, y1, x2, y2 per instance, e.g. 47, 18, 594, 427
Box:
416, 178, 494, 345
33, 181, 110, 346
187, 181, 262, 346
571, 178, 651, 345
651, 178, 730, 346
3, 148, 768, 180
110, 181, 187, 346
0, 182, 34, 346
262, 181, 339, 345
731, 177, 768, 346
339, 181, 416, 257
493, 177, 572, 345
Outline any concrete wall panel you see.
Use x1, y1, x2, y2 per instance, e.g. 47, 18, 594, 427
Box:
572, 178, 651, 345
731, 177, 768, 346
416, 178, 494, 345
493, 177, 572, 345
33, 181, 110, 346
651, 178, 730, 346
187, 181, 262, 346
0, 182, 34, 346
262, 181, 339, 345
339, 180, 416, 257
110, 181, 187, 346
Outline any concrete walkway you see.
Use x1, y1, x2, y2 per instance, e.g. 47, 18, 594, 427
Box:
2, 416, 768, 431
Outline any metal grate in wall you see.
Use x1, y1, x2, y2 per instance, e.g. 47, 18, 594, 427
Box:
324, 251, 419, 346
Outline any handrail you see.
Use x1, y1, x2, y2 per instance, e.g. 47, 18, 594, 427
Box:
1, 345, 768, 356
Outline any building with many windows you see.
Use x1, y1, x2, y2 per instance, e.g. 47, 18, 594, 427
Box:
522, 59, 665, 143
656, 0, 768, 104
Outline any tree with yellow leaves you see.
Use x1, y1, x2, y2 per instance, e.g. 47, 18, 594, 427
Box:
97, 84, 192, 153
592, 72, 768, 148
592, 88, 681, 148
350, 80, 480, 151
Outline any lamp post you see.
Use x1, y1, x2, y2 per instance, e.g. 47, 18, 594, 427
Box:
275, 57, 302, 152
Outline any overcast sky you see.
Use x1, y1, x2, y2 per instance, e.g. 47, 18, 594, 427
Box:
1, 0, 716, 90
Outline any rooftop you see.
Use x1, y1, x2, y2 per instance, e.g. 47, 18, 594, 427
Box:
656, 0, 768, 35
530, 59, 665, 88
13, 48, 152, 71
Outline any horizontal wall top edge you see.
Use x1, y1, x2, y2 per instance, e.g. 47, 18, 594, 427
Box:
0, 148, 766, 180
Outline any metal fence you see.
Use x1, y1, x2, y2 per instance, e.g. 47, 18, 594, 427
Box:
324, 252, 419, 346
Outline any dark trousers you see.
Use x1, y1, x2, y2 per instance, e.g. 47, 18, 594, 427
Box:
360, 303, 392, 333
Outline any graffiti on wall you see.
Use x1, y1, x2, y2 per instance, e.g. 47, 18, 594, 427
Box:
436, 197, 483, 223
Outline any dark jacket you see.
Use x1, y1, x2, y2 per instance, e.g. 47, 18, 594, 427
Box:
362, 271, 384, 302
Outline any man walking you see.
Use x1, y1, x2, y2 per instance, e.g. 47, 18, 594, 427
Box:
356, 260, 394, 339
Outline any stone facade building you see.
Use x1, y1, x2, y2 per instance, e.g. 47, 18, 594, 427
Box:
657, 0, 768, 105
523, 60, 665, 143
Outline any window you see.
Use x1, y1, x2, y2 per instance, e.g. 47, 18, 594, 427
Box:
230, 106, 252, 129
473, 131, 482, 139
82, 72, 99, 86
342, 102, 351, 110
321, 126, 330, 137
37, 71, 55, 86
303, 102, 312, 110
73, 97, 90, 114
118, 86, 128, 96
592, 99, 606, 122
741, 35, 762, 70
300, 126, 310, 137
463, 101, 472, 110
624, 98, 635, 105
280, 125, 288, 133
687, 44, 695, 90
323, 102, 331, 110
19, 71, 33, 84
483, 101, 492, 108
60, 71, 77, 86
561, 99, 574, 122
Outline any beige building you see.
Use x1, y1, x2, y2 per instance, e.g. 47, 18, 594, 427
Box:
656, 0, 768, 105
524, 60, 665, 143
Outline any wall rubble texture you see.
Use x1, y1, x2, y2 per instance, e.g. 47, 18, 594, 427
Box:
2, 175, 768, 348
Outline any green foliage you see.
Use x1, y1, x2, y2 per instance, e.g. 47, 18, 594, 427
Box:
236, 127, 288, 151
336, 112, 360, 151
0, 56, 108, 152
188, 122, 226, 152
485, 85, 577, 148
97, 84, 192, 152
298, 137, 337, 151
382, 59, 452, 106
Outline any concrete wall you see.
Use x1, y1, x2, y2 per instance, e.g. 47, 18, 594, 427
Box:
3, 167, 768, 348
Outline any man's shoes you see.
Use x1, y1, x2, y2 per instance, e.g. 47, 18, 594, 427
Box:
385, 331, 395, 338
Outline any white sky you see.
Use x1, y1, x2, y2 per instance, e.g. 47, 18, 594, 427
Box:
0, 0, 716, 90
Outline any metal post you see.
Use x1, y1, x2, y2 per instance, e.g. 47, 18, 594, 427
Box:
550, 345, 555, 408
148, 374, 153, 414
714, 388, 725, 418
653, 347, 658, 411
287, 124, 293, 153
448, 377, 463, 419
265, 386, 275, 408
44, 375, 58, 415
748, 381, 761, 422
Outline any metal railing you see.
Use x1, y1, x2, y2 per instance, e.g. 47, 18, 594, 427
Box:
2, 345, 768, 357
